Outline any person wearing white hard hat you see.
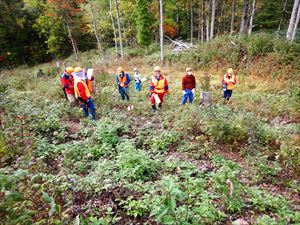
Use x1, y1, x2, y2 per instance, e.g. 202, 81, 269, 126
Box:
182, 67, 196, 105
149, 66, 168, 112
133, 68, 142, 91
222, 68, 236, 101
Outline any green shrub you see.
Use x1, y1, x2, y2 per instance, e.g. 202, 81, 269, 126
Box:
117, 141, 160, 181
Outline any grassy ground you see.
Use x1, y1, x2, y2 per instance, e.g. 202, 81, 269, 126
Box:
0, 34, 300, 224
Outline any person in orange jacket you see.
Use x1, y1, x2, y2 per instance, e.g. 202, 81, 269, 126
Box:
149, 66, 168, 112
72, 67, 96, 121
222, 68, 236, 101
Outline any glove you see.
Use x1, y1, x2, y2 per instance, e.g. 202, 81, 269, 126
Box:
120, 83, 124, 87
182, 90, 186, 95
192, 89, 195, 94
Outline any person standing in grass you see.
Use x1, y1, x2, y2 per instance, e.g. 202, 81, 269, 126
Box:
60, 67, 76, 107
149, 66, 169, 112
222, 68, 236, 101
116, 67, 131, 101
182, 67, 196, 105
73, 67, 96, 121
133, 68, 142, 91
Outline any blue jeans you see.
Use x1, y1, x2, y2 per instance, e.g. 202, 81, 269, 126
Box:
134, 83, 141, 91
223, 90, 233, 100
80, 98, 96, 120
182, 89, 194, 104
119, 87, 130, 100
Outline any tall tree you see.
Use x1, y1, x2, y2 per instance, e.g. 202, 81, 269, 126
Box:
230, 0, 235, 33
248, 0, 256, 35
287, 0, 300, 41
277, 0, 288, 38
210, 0, 216, 39
109, 0, 118, 54
46, 0, 84, 59
88, 0, 102, 53
292, 1, 300, 41
159, 0, 164, 63
135, 0, 153, 47
206, 0, 210, 42
115, 0, 123, 59
201, 0, 205, 42
240, 0, 250, 33
190, 0, 194, 44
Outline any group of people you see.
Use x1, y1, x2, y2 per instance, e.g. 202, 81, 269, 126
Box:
60, 67, 96, 121
60, 65, 237, 120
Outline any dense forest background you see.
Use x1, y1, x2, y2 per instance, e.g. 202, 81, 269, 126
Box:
0, 0, 299, 67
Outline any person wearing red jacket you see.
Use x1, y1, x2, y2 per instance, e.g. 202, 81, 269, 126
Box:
73, 67, 96, 121
222, 68, 237, 101
182, 67, 196, 105
60, 67, 76, 106
149, 66, 168, 112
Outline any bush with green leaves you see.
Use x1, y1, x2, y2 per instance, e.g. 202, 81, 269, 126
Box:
117, 141, 160, 182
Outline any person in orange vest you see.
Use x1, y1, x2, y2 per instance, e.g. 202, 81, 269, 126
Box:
73, 67, 96, 121
149, 66, 169, 112
222, 68, 236, 101
116, 67, 131, 101
60, 67, 76, 106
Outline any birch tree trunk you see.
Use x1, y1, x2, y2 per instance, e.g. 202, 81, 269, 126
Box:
277, 0, 288, 38
210, 0, 216, 39
109, 0, 118, 54
88, 0, 102, 53
190, 0, 193, 44
230, 0, 235, 33
115, 0, 124, 59
286, 0, 300, 41
66, 16, 79, 59
248, 0, 256, 35
292, 2, 300, 41
201, 0, 205, 42
160, 0, 164, 63
206, 0, 210, 42
240, 0, 249, 33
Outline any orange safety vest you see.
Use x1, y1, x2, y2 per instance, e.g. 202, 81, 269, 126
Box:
74, 79, 91, 99
151, 75, 166, 94
118, 74, 128, 87
223, 75, 236, 90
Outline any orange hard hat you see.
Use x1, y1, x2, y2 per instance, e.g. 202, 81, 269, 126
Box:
66, 67, 74, 74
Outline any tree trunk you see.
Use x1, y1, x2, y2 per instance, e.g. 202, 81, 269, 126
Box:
248, 0, 256, 35
292, 2, 300, 41
277, 0, 288, 38
286, 0, 300, 41
176, 5, 179, 37
240, 0, 249, 34
206, 0, 210, 42
201, 0, 205, 42
190, 0, 193, 44
119, 0, 128, 47
210, 0, 216, 39
230, 0, 235, 33
109, 0, 118, 54
115, 0, 124, 59
88, 0, 102, 53
66, 16, 79, 59
159, 0, 164, 63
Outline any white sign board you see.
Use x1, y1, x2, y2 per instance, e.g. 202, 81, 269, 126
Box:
87, 68, 94, 79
